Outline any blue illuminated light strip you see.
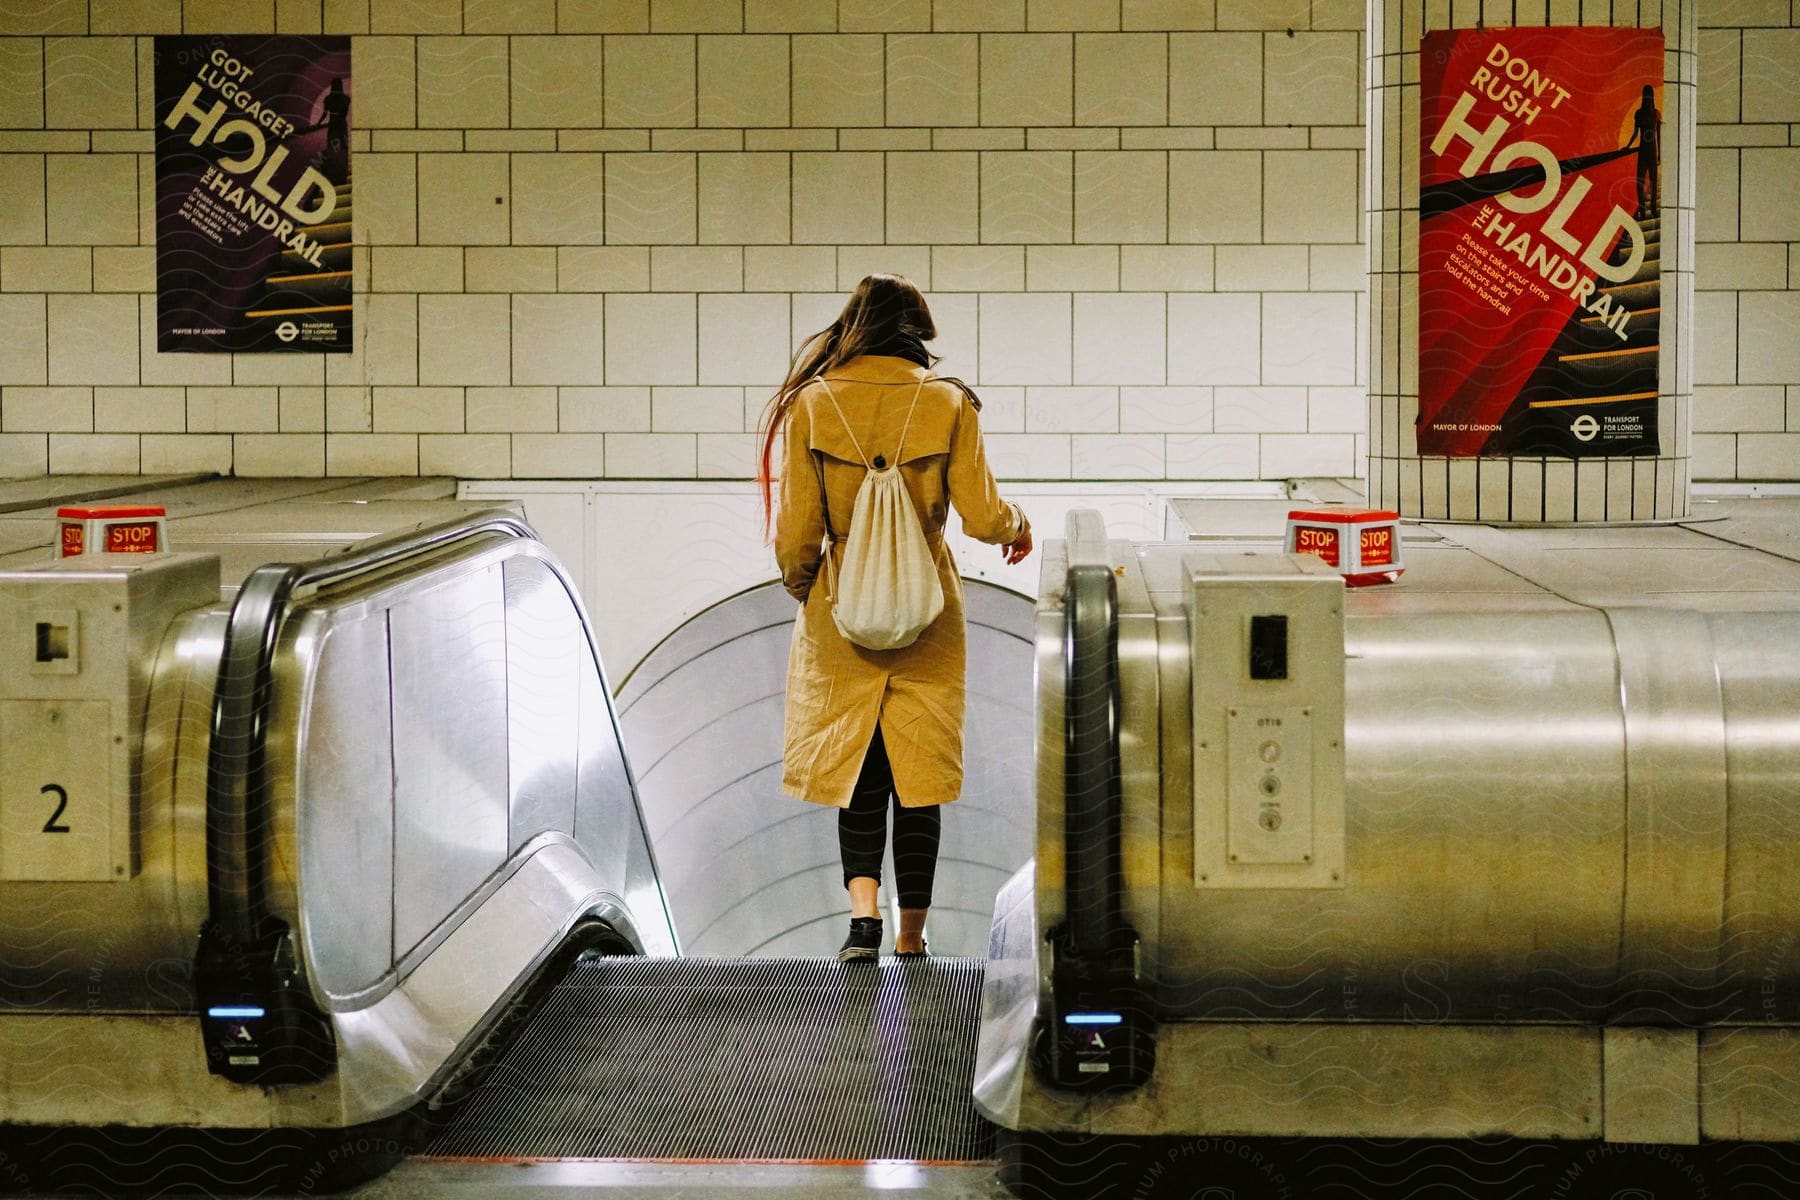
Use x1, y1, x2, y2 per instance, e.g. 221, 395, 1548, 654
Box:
1064, 1012, 1123, 1026
207, 1006, 266, 1019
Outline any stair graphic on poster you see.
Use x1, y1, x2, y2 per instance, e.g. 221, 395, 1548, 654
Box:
1505, 215, 1661, 454
239, 177, 354, 347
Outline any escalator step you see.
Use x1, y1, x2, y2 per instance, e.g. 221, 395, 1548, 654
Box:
426, 956, 996, 1162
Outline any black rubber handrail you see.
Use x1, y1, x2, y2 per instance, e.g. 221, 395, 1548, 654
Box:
203, 510, 537, 944
1060, 510, 1123, 957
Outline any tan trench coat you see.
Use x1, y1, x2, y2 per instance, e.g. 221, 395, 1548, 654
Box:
775, 355, 1028, 809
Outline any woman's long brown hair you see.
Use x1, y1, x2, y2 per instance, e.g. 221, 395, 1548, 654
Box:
755, 273, 939, 537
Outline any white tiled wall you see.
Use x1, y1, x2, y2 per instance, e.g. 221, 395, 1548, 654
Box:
1692, 7, 1800, 481
0, 0, 1791, 485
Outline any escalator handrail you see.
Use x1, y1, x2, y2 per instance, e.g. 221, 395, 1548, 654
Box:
287, 509, 538, 595
204, 509, 538, 943
1060, 509, 1124, 958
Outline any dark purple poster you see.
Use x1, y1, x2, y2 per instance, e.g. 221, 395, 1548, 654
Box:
154, 36, 352, 353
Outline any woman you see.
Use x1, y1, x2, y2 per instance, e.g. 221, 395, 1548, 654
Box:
758, 275, 1033, 961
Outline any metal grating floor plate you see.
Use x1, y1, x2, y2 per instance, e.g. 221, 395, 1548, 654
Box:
427, 956, 996, 1162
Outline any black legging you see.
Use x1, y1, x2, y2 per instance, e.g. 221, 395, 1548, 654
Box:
838, 725, 940, 909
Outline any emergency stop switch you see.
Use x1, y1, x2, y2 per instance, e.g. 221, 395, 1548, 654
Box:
1284, 508, 1404, 586
56, 506, 168, 559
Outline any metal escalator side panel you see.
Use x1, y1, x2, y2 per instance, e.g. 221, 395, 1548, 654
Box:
254, 533, 671, 1123
160, 605, 233, 977
494, 536, 675, 957
504, 556, 581, 854
1163, 605, 1627, 1023
560, 553, 677, 960
1115, 542, 1163, 982
267, 607, 395, 1004
1030, 538, 1070, 953
389, 561, 513, 961
1711, 612, 1800, 1030
257, 536, 670, 1011
579, 645, 676, 958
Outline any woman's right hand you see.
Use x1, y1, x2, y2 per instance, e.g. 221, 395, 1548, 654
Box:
1002, 526, 1033, 566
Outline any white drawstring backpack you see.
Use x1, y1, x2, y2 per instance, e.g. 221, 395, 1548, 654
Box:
814, 375, 945, 651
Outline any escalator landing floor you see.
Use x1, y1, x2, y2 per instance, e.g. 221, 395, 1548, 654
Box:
426, 956, 996, 1164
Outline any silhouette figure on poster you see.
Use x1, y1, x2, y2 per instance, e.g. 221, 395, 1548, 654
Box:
1624, 84, 1660, 219
300, 78, 350, 186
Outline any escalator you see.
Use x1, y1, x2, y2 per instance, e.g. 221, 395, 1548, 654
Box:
403, 590, 1036, 1176
0, 496, 1003, 1195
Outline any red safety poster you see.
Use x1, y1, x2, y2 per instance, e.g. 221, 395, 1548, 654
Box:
1417, 27, 1663, 457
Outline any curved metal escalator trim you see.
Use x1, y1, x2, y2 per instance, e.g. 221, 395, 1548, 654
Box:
204, 509, 539, 943
532, 541, 680, 955
201, 509, 678, 1032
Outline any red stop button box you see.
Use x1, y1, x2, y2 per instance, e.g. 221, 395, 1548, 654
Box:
1284, 508, 1404, 587
56, 506, 168, 559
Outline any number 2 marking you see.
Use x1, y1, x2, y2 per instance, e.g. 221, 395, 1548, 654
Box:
41, 784, 70, 833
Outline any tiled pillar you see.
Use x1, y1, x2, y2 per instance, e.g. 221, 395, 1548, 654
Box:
1367, 0, 1698, 522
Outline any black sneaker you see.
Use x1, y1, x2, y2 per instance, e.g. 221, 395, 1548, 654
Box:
837, 917, 882, 962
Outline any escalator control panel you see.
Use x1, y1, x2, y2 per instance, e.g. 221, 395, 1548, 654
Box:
1186, 554, 1345, 889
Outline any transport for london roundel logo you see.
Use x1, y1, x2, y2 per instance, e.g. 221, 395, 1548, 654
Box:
1571, 414, 1600, 442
